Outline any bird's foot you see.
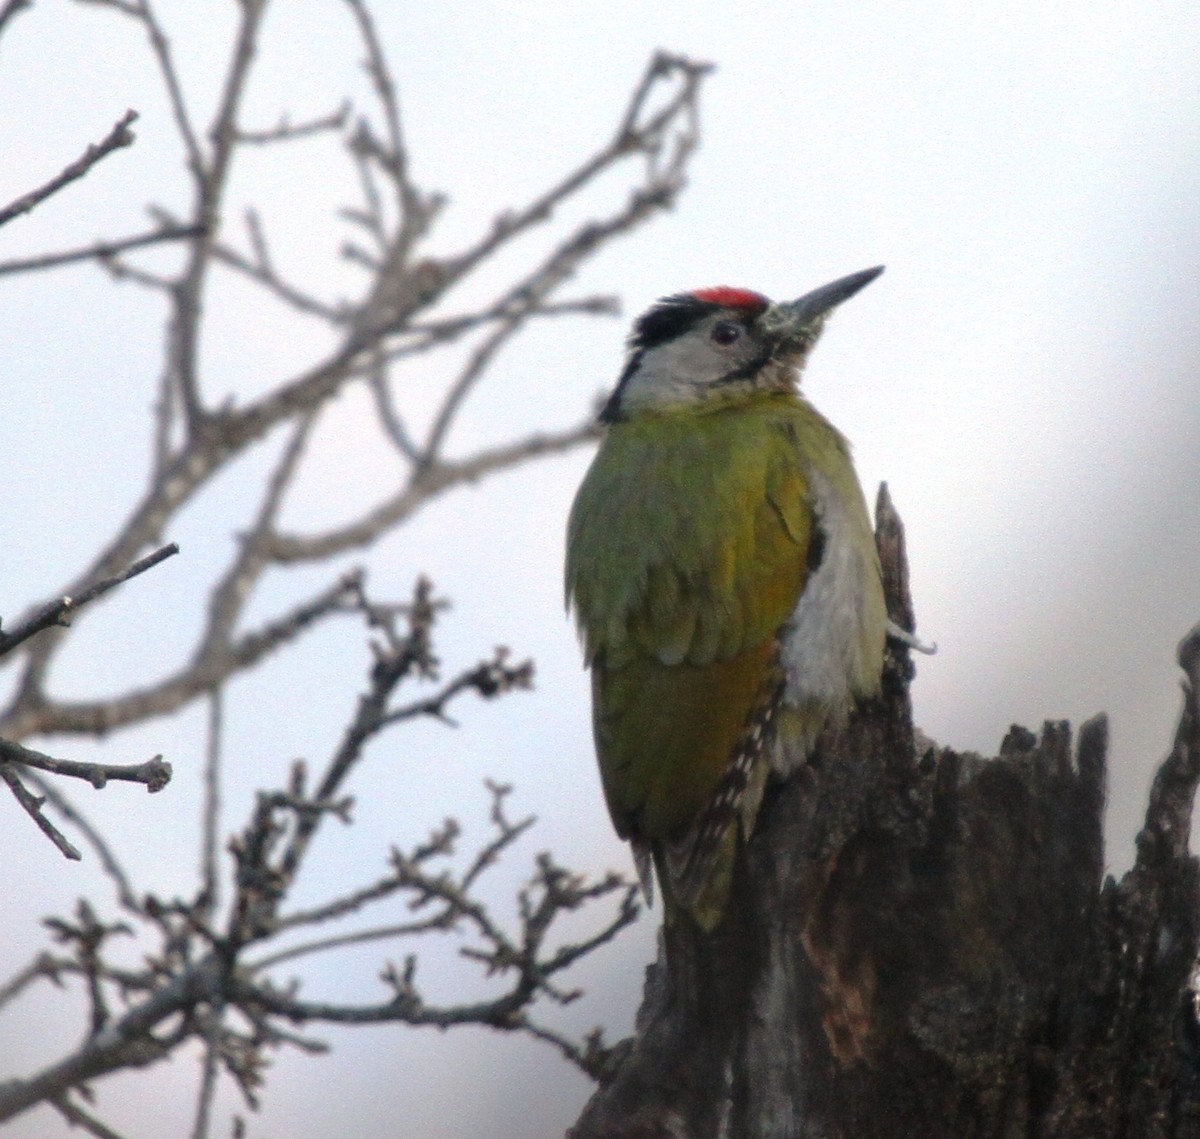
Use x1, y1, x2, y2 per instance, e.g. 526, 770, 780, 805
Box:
887, 619, 937, 655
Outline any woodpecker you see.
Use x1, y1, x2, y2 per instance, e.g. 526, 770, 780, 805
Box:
565, 267, 889, 929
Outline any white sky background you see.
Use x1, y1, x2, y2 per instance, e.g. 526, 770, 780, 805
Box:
1, 1, 1199, 1136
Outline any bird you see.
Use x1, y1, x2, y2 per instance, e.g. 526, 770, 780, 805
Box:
565, 267, 889, 930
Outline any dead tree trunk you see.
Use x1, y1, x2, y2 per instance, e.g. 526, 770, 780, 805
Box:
572, 486, 1200, 1139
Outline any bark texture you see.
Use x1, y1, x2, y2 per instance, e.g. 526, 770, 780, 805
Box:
572, 486, 1200, 1139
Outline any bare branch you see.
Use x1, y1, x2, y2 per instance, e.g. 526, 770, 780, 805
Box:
406, 59, 702, 469
84, 0, 205, 177
44, 902, 133, 1036
348, 292, 620, 378
250, 792, 528, 970
227, 843, 638, 1082
101, 254, 174, 292
0, 954, 204, 1122
0, 570, 639, 1123
52, 1093, 129, 1139
342, 0, 423, 258
432, 52, 711, 300
24, 772, 141, 911
342, 128, 388, 253
517, 1020, 618, 1083
367, 358, 420, 461
200, 692, 222, 919
0, 739, 171, 791
3, 571, 362, 739
381, 649, 533, 728
267, 419, 600, 565
0, 765, 81, 859
73, 0, 141, 18
247, 917, 443, 972
199, 52, 706, 447
0, 225, 203, 277
192, 1000, 224, 1139
0, 54, 699, 760
418, 308, 544, 470
0, 22, 708, 1131
462, 780, 535, 891
223, 568, 361, 673
0, 952, 64, 1014
163, 0, 269, 429
264, 879, 450, 951
275, 576, 443, 884
0, 110, 138, 228
207, 212, 346, 324
0, 0, 34, 40
344, 0, 403, 171
196, 413, 316, 662
0, 542, 179, 657
233, 102, 351, 145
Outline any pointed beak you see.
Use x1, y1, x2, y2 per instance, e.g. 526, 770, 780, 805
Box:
781, 265, 885, 328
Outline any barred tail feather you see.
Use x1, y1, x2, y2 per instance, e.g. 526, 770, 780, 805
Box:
660, 675, 784, 929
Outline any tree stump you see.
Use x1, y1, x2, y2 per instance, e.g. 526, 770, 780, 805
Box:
572, 486, 1200, 1139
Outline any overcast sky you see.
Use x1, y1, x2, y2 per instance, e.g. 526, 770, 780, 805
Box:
2, 2, 1199, 1136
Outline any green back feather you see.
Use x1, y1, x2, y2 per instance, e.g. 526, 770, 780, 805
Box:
566, 391, 853, 844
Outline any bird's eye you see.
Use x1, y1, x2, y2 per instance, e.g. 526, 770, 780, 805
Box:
711, 321, 742, 346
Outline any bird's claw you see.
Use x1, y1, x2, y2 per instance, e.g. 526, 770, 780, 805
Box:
887, 619, 937, 655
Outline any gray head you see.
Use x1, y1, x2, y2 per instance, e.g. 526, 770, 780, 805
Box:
602, 266, 884, 422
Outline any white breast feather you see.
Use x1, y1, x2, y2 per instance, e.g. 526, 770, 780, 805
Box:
776, 465, 881, 772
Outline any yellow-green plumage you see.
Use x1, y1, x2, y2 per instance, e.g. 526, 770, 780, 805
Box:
568, 394, 813, 842
566, 272, 888, 928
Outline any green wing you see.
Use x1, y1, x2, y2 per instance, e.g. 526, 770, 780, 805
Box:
566, 401, 813, 842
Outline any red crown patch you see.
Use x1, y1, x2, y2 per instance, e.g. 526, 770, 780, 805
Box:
690, 286, 769, 311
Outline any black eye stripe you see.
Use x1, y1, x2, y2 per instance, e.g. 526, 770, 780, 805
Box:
715, 346, 773, 386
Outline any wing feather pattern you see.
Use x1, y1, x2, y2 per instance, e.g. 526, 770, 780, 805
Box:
567, 400, 813, 865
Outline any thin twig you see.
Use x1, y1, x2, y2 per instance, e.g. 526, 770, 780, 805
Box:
343, 0, 422, 256
381, 652, 533, 728
274, 577, 443, 885
0, 542, 179, 656
367, 357, 420, 461
517, 1017, 614, 1081
0, 0, 34, 38
200, 690, 222, 917
461, 781, 535, 891
127, 0, 204, 178
249, 916, 449, 972
192, 1002, 224, 1139
163, 0, 269, 429
0, 225, 204, 276
344, 0, 402, 170
0, 739, 171, 791
419, 309, 540, 469
345, 293, 620, 377
0, 764, 81, 859
195, 412, 316, 663
434, 53, 710, 300
266, 419, 599, 565
24, 772, 141, 910
209, 230, 345, 324
0, 110, 138, 228
2, 571, 362, 739
0, 952, 62, 1013
51, 1094, 129, 1139
234, 102, 351, 145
